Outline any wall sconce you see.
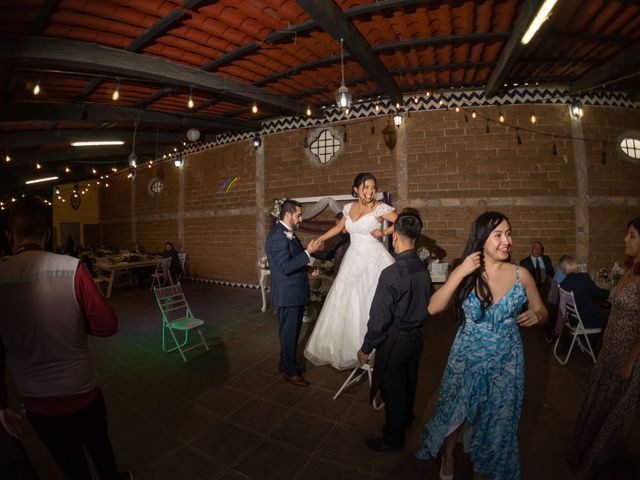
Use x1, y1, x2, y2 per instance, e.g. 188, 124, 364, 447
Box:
252, 134, 262, 149
174, 157, 183, 167
393, 113, 403, 127
570, 100, 584, 119
382, 124, 397, 150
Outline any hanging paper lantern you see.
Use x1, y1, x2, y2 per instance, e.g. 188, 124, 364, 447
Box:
187, 128, 200, 142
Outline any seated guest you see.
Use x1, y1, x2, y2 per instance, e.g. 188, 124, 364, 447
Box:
520, 240, 554, 291
131, 241, 145, 255
553, 254, 573, 284
162, 242, 181, 280
560, 259, 610, 329
313, 212, 350, 275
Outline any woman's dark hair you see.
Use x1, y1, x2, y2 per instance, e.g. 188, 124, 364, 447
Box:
166, 242, 173, 249
624, 217, 640, 276
454, 211, 511, 322
351, 172, 377, 198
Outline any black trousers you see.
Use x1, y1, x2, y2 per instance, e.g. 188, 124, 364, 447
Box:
379, 331, 423, 447
27, 390, 119, 480
276, 305, 304, 376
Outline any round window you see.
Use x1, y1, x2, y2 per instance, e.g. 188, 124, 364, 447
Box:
147, 177, 164, 196
620, 137, 640, 160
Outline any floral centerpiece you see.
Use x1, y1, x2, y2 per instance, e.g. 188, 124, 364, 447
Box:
257, 255, 269, 270
268, 197, 287, 219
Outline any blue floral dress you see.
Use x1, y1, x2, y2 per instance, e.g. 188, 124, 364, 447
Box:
417, 267, 526, 480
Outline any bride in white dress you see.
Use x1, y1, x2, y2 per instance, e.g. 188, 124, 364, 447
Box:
304, 173, 397, 370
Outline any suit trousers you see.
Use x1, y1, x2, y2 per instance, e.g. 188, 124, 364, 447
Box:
379, 330, 423, 447
277, 305, 304, 376
27, 390, 120, 480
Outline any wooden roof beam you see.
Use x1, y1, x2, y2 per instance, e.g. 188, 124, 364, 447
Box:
0, 103, 259, 131
295, 0, 403, 105
570, 42, 640, 94
0, 36, 311, 115
484, 0, 544, 98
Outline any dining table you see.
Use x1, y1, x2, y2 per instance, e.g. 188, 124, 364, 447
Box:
95, 258, 159, 298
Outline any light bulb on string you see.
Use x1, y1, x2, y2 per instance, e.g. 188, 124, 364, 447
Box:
33, 72, 42, 96
65, 166, 70, 173
471, 110, 477, 119
530, 110, 537, 124
112, 78, 120, 101
306, 105, 311, 117
455, 105, 460, 113
92, 168, 97, 174
375, 103, 380, 112
187, 87, 194, 109
498, 112, 505, 123
5, 153, 10, 162
251, 103, 258, 114
36, 162, 41, 170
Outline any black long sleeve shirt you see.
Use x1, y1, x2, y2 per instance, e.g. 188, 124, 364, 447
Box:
360, 249, 431, 354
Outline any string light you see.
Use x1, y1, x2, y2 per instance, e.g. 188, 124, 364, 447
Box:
498, 112, 505, 123
65, 166, 70, 173
187, 87, 194, 109
33, 73, 42, 95
471, 110, 477, 119
112, 78, 120, 101
4, 153, 10, 162
455, 105, 460, 113
36, 162, 42, 170
306, 105, 312, 116
251, 103, 258, 114
92, 168, 97, 174
425, 91, 430, 97
530, 111, 537, 124
375, 103, 380, 112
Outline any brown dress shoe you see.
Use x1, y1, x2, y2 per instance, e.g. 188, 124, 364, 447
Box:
284, 375, 310, 387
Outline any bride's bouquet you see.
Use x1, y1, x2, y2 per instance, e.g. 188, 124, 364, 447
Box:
611, 262, 625, 285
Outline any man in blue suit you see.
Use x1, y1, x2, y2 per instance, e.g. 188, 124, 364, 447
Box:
265, 199, 322, 387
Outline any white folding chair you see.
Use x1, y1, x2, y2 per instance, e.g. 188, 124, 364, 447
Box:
553, 288, 602, 365
178, 253, 187, 279
151, 257, 173, 289
153, 284, 210, 362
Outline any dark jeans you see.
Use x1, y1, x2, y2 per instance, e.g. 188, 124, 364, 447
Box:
379, 331, 423, 447
27, 391, 119, 480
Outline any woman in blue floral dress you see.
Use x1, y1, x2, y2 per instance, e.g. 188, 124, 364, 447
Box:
416, 212, 547, 480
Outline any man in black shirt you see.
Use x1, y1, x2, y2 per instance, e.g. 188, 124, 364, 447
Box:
357, 212, 431, 452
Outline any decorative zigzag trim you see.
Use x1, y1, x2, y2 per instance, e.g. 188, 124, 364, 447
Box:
177, 86, 639, 159
188, 276, 260, 289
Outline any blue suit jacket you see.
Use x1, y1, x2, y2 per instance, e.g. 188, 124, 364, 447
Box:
560, 272, 609, 328
265, 222, 310, 307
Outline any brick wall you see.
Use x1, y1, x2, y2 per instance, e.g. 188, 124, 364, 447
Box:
98, 103, 639, 284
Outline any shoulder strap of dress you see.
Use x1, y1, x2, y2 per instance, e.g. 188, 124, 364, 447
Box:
515, 265, 520, 281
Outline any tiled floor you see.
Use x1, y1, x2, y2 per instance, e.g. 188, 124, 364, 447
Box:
2, 281, 639, 479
